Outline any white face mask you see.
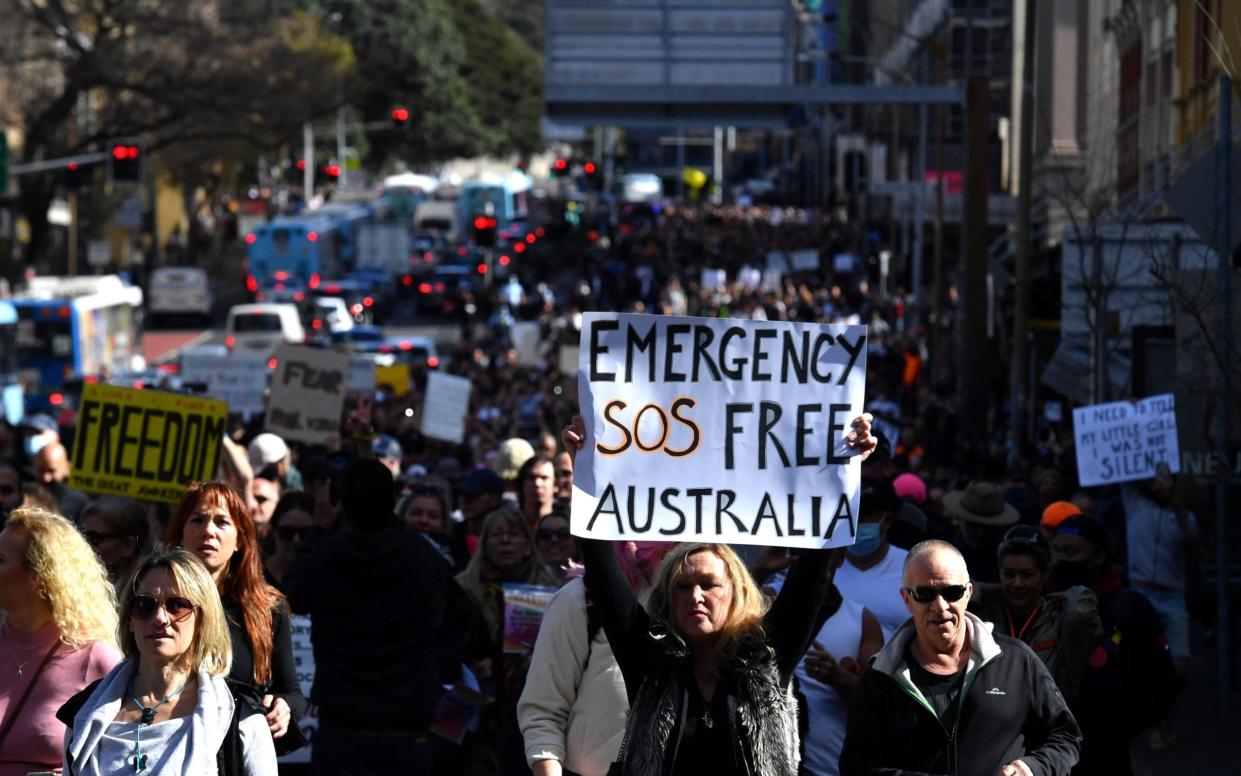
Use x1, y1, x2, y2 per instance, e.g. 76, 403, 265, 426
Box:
25, 433, 51, 458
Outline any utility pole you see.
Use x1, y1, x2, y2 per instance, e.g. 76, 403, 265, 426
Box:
336, 107, 347, 189
303, 122, 314, 200
959, 75, 990, 439
1213, 74, 1232, 710
911, 53, 930, 334
1010, 0, 1037, 457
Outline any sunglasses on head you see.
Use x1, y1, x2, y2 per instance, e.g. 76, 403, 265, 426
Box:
276, 525, 310, 542
128, 594, 197, 622
904, 584, 968, 604
536, 528, 571, 542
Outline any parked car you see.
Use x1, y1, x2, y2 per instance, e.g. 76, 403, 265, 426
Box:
225, 303, 305, 353
147, 266, 212, 327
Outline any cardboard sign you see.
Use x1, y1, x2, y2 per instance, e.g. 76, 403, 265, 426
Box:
277, 614, 318, 764
1073, 394, 1180, 486
421, 371, 472, 444
512, 321, 542, 366
376, 363, 411, 397
347, 355, 377, 393
502, 583, 557, 654
572, 313, 868, 548
181, 351, 270, 414
265, 345, 350, 446
70, 384, 228, 503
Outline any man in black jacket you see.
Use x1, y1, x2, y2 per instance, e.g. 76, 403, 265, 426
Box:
840, 540, 1081, 776
286, 458, 466, 775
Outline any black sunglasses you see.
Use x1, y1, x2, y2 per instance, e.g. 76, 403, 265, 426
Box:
536, 528, 571, 542
128, 594, 197, 622
904, 585, 968, 604
276, 525, 310, 542
82, 530, 124, 547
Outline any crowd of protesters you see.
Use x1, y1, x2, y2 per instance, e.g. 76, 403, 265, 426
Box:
0, 203, 1205, 775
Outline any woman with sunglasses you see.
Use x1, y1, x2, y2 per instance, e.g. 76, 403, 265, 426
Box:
968, 525, 1102, 703
534, 510, 577, 584
59, 549, 277, 774
0, 507, 120, 776
263, 492, 316, 591
166, 482, 306, 753
80, 497, 151, 594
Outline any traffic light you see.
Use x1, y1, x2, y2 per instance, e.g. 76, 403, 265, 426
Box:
322, 164, 341, 181
391, 107, 410, 129
65, 160, 88, 190
109, 142, 142, 182
551, 158, 568, 178
473, 215, 497, 247
584, 161, 602, 191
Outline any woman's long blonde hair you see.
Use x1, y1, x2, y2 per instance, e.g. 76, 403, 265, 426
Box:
5, 507, 118, 649
646, 543, 768, 669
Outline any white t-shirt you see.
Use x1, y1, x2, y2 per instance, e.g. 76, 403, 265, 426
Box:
833, 545, 910, 639
88, 717, 193, 775
796, 599, 867, 776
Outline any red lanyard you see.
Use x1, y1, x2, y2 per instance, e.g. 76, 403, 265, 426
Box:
1005, 605, 1039, 641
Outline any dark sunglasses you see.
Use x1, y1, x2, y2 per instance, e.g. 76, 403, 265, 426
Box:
276, 525, 310, 542
82, 530, 124, 547
128, 594, 197, 622
536, 528, 571, 542
904, 585, 968, 604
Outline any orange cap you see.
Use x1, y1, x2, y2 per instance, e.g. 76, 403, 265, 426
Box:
1041, 500, 1082, 528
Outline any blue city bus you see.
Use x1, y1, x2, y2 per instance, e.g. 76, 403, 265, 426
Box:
245, 197, 395, 293
0, 301, 22, 425
457, 174, 531, 231
12, 276, 144, 409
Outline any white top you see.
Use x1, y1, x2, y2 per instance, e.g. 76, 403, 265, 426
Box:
796, 599, 867, 776
1121, 485, 1197, 590
85, 717, 193, 775
833, 544, 910, 638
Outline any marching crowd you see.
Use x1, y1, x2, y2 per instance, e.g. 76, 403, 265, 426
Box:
0, 205, 1200, 775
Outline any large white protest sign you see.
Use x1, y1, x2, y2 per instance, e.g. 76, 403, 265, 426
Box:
1073, 394, 1180, 486
421, 371, 472, 444
179, 351, 270, 414
265, 345, 349, 445
572, 313, 868, 549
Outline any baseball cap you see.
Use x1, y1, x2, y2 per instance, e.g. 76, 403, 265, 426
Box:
1041, 500, 1082, 529
1054, 515, 1109, 552
372, 434, 403, 461
20, 414, 57, 433
492, 438, 535, 481
247, 433, 289, 471
458, 468, 503, 497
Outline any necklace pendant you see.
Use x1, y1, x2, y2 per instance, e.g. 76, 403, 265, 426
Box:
132, 753, 147, 771
702, 709, 713, 729
15, 664, 22, 679
140, 708, 156, 724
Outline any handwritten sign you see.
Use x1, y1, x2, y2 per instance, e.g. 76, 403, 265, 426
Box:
572, 313, 868, 548
181, 351, 270, 414
421, 371, 472, 444
502, 583, 557, 654
265, 345, 349, 446
277, 614, 318, 764
1073, 394, 1180, 486
70, 384, 227, 503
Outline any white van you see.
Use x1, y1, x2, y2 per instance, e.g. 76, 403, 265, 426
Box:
225, 303, 305, 353
148, 267, 211, 326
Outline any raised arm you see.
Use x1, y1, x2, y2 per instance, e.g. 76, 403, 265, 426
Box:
579, 538, 653, 702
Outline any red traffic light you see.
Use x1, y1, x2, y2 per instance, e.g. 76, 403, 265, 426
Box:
296, 159, 307, 171
584, 162, 597, 174
473, 216, 496, 230
111, 144, 140, 160
391, 107, 410, 123
554, 158, 568, 171
67, 161, 79, 171
323, 164, 341, 178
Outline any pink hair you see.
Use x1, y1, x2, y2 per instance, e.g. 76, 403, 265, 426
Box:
615, 541, 678, 591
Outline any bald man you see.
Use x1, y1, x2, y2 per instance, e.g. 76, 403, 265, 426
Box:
33, 441, 91, 521
840, 540, 1081, 776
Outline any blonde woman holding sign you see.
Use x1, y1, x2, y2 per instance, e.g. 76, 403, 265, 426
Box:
565, 413, 876, 776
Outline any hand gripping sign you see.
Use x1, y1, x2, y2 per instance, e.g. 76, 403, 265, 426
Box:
571, 313, 868, 549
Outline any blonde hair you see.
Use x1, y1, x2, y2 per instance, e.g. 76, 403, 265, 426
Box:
456, 505, 537, 601
647, 543, 767, 669
5, 507, 118, 649
119, 549, 232, 676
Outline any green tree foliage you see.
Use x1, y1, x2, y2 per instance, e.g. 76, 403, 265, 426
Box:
0, 0, 354, 267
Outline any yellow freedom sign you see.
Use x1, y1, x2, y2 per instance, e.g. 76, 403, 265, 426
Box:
70, 384, 228, 503
375, 363, 411, 397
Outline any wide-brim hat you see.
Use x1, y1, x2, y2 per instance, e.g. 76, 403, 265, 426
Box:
943, 480, 1020, 527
